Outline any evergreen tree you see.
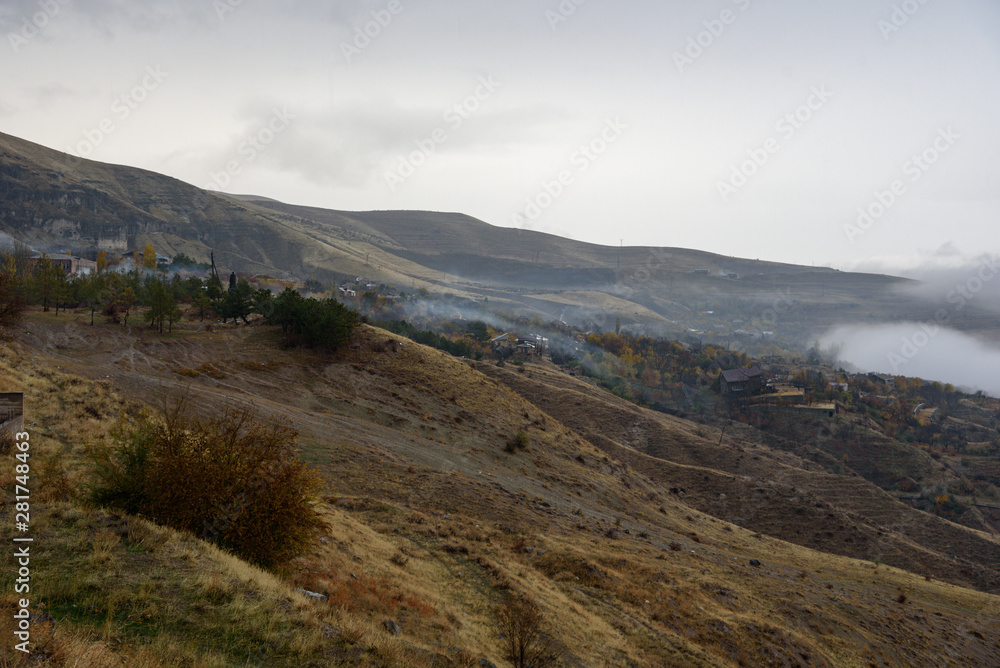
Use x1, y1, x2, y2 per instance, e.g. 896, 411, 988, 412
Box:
215, 278, 254, 324
31, 256, 64, 312
0, 250, 27, 332
144, 277, 177, 333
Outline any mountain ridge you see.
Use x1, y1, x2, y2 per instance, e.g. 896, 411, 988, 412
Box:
0, 130, 873, 281
3, 129, 988, 348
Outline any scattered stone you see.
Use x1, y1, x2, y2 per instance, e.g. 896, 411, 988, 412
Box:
383, 619, 401, 636
480, 659, 499, 668
298, 589, 327, 601
749, 559, 761, 567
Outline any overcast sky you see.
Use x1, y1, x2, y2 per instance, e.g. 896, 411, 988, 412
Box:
2, 0, 999, 273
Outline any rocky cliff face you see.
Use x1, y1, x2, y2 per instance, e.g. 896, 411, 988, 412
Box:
0, 146, 172, 247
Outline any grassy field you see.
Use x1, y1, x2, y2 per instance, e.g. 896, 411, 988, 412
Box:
0, 309, 999, 666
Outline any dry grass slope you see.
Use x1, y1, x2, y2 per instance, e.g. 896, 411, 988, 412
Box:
1, 314, 999, 666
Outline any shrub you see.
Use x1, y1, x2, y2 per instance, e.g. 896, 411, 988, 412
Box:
88, 401, 326, 567
506, 430, 530, 453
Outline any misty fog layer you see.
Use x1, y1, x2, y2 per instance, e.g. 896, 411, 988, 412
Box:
821, 324, 1000, 398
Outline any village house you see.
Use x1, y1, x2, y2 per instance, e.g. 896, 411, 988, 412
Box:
868, 373, 895, 388
720, 365, 763, 398
29, 252, 97, 276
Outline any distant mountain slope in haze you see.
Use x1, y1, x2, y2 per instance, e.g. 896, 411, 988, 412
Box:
0, 130, 838, 282
245, 197, 836, 277
6, 130, 990, 342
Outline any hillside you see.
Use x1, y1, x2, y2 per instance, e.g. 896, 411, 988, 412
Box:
475, 361, 1000, 593
2, 309, 999, 666
6, 131, 999, 349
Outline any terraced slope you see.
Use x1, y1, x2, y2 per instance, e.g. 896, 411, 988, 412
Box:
477, 360, 1000, 594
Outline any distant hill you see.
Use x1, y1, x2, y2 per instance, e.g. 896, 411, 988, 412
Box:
2, 130, 996, 345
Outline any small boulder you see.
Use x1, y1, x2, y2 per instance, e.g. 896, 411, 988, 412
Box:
749, 559, 761, 567
383, 619, 401, 636
298, 589, 327, 601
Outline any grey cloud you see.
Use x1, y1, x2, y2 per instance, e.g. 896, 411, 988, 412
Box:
219, 99, 577, 188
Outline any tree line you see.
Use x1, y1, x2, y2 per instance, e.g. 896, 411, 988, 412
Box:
0, 245, 356, 350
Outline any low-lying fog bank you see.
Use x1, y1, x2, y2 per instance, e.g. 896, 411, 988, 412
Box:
821, 323, 1000, 398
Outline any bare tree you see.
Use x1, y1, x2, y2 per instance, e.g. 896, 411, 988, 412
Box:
493, 594, 561, 668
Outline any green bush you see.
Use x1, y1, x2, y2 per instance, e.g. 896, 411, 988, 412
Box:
505, 430, 530, 453
89, 402, 326, 567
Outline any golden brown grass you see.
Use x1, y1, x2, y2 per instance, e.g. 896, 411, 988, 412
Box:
3, 317, 1000, 667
